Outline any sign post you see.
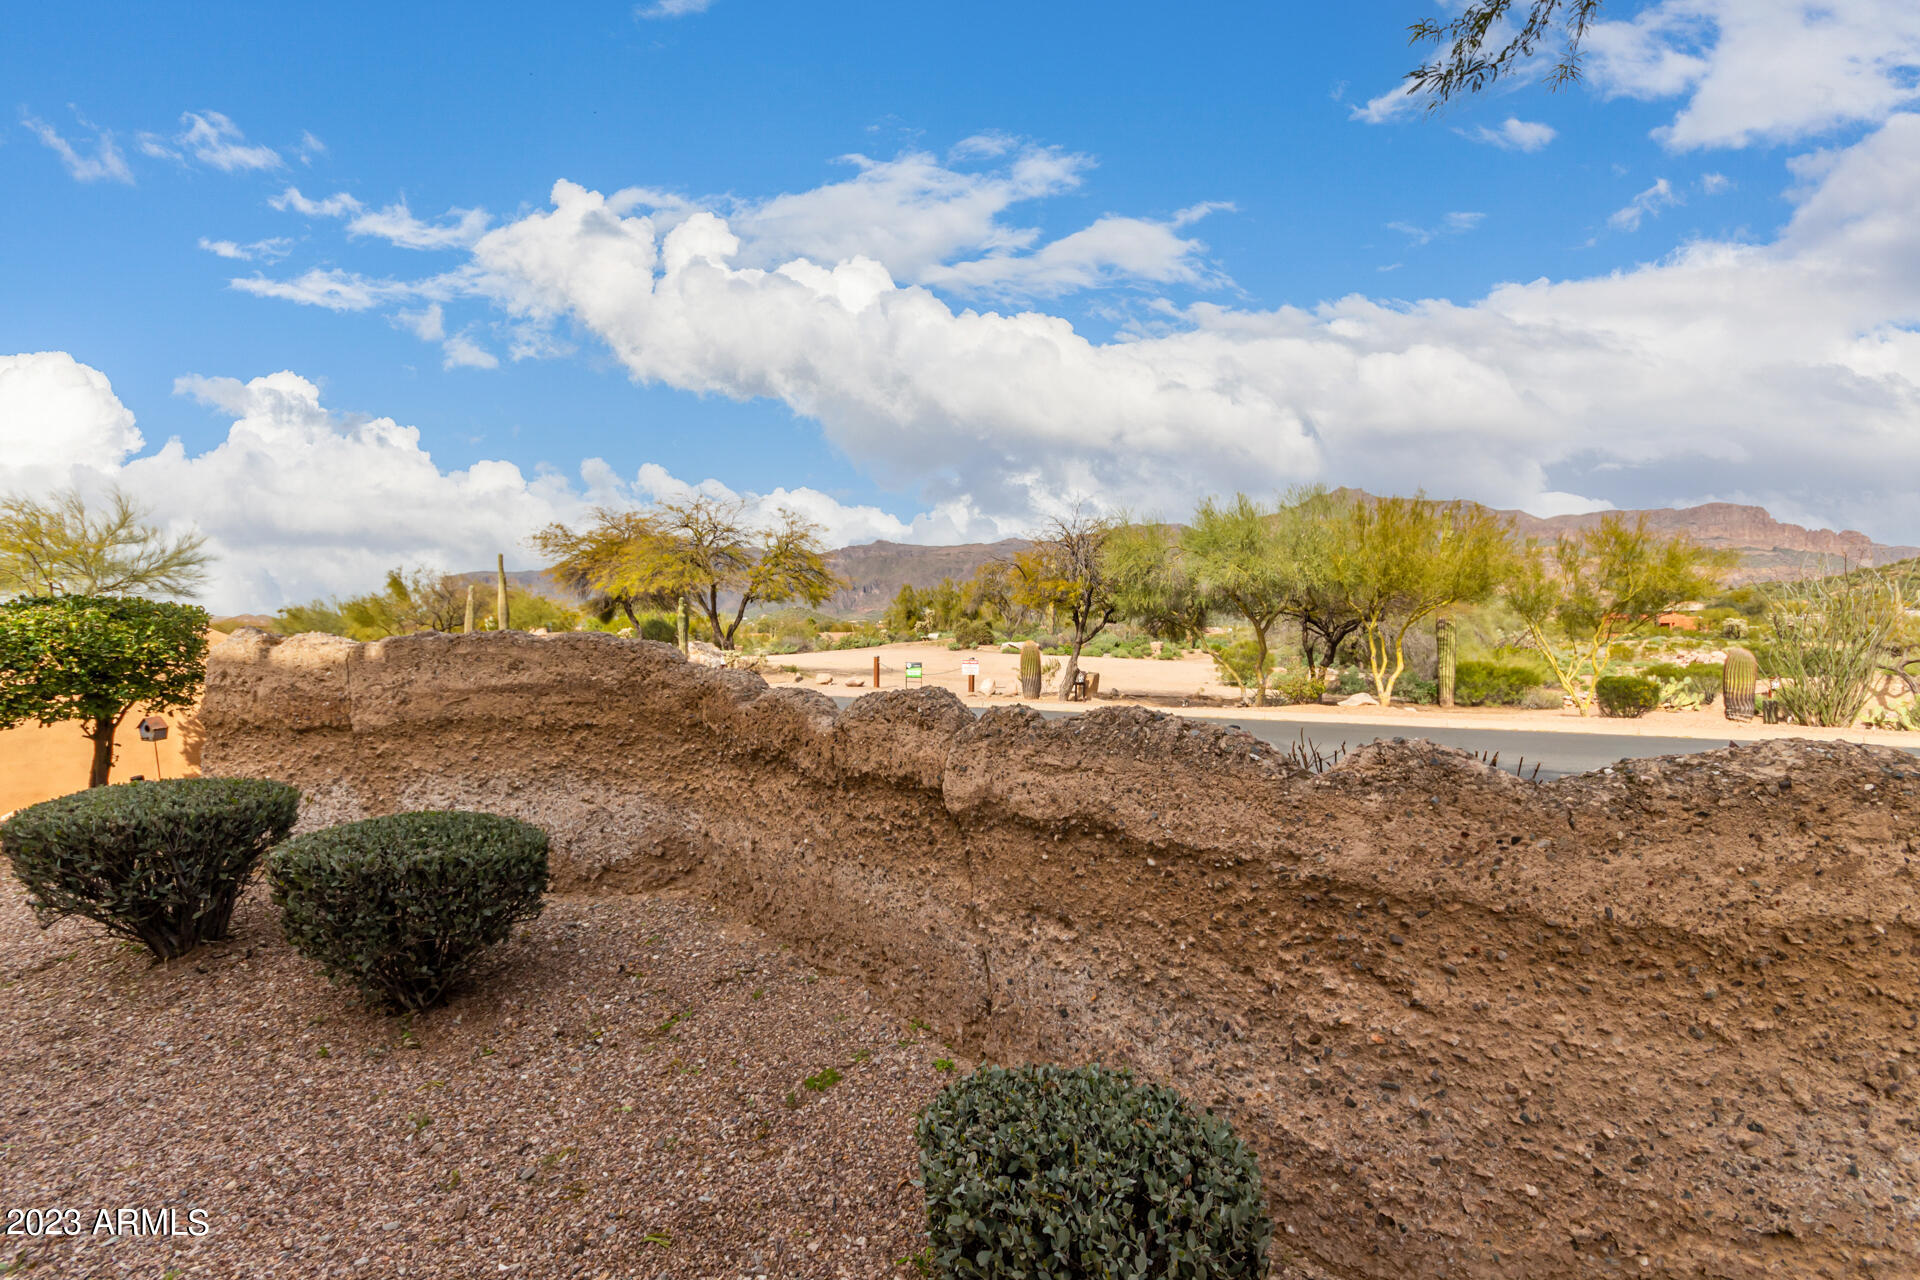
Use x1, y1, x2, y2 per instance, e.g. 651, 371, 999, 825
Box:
873, 654, 881, 687
960, 659, 980, 694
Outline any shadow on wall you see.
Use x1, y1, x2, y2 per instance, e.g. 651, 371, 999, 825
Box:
200, 627, 1920, 1280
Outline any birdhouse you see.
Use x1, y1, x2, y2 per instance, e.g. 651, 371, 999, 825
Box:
137, 716, 169, 742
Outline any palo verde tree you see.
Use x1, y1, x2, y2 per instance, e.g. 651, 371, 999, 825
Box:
531, 508, 680, 630
0, 485, 210, 599
0, 595, 210, 788
1330, 494, 1514, 704
1270, 488, 1364, 680
1507, 513, 1733, 716
534, 497, 839, 649
1181, 495, 1294, 705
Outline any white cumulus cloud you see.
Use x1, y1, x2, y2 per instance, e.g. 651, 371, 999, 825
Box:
0, 357, 964, 612
1586, 0, 1920, 150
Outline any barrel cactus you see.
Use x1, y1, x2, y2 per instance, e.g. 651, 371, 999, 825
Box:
1723, 646, 1758, 721
1019, 641, 1043, 699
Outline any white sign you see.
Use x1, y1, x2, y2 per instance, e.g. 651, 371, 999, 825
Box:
960, 661, 980, 676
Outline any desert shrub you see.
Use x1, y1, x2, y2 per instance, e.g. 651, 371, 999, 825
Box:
1522, 686, 1566, 710
918, 1064, 1270, 1280
1270, 671, 1326, 705
1452, 659, 1545, 706
1395, 675, 1439, 705
1594, 675, 1660, 718
269, 811, 549, 1012
0, 777, 298, 959
639, 616, 677, 644
1331, 668, 1370, 696
947, 618, 994, 649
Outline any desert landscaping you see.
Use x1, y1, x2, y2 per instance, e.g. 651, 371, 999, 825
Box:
10, 12, 1920, 1273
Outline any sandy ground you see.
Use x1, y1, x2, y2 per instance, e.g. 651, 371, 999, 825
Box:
771, 640, 1920, 749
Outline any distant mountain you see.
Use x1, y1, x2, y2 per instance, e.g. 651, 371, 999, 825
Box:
819, 538, 1030, 617
1491, 502, 1920, 586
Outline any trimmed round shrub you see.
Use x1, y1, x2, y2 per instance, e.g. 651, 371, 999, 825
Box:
0, 777, 298, 959
269, 811, 549, 1012
1595, 674, 1660, 718
918, 1064, 1270, 1279
638, 616, 677, 644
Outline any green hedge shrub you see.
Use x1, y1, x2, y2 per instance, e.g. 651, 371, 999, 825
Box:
1453, 659, 1548, 706
1595, 675, 1660, 718
268, 811, 549, 1012
0, 777, 298, 959
918, 1064, 1270, 1279
639, 616, 677, 644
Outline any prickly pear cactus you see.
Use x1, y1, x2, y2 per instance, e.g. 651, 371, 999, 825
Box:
1019, 641, 1043, 699
1723, 646, 1758, 721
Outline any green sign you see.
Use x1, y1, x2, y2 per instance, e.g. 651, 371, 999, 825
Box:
906, 662, 923, 680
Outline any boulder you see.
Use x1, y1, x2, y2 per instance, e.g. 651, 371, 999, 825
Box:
1338, 692, 1379, 707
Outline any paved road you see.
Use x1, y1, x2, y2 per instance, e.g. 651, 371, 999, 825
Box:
827, 696, 1920, 780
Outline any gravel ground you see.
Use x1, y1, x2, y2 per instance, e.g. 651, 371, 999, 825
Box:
0, 880, 963, 1279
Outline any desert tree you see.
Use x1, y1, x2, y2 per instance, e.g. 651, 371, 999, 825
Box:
537, 497, 838, 650
1507, 514, 1733, 716
1180, 495, 1296, 705
1012, 509, 1144, 701
530, 508, 680, 629
1270, 488, 1364, 680
0, 485, 210, 599
1331, 495, 1515, 704
0, 595, 209, 788
1403, 0, 1607, 106
1108, 520, 1212, 649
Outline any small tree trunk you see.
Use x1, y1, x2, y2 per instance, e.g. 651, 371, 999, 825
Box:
1058, 649, 1080, 702
1252, 629, 1271, 707
1436, 616, 1457, 708
86, 717, 118, 788
495, 554, 510, 631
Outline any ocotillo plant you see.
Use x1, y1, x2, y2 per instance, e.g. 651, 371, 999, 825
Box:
1723, 646, 1758, 721
495, 554, 510, 631
463, 585, 475, 634
1436, 617, 1457, 708
1019, 641, 1043, 699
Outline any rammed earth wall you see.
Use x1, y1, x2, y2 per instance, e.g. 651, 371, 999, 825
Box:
202, 628, 1920, 1280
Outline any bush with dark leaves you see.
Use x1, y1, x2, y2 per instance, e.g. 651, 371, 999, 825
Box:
269, 810, 548, 1012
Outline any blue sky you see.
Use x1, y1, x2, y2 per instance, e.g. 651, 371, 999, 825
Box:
4, 1, 1919, 609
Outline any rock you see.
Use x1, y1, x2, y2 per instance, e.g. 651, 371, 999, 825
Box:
980, 678, 997, 696
1339, 692, 1379, 707
845, 679, 865, 688
816, 674, 834, 685
688, 641, 728, 668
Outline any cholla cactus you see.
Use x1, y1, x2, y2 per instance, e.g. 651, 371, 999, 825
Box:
1019, 641, 1043, 699
1723, 646, 1758, 721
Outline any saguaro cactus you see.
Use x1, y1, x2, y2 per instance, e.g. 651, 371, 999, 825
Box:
1019, 641, 1043, 699
1436, 616, 1457, 708
495, 554, 510, 632
463, 585, 475, 634
1723, 646, 1758, 721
